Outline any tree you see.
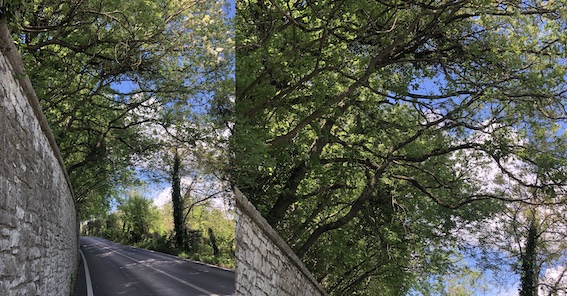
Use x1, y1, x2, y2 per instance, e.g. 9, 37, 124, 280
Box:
443, 267, 486, 296
465, 127, 567, 295
184, 202, 235, 266
118, 191, 160, 243
520, 212, 538, 296
171, 149, 186, 249
103, 212, 122, 241
208, 227, 220, 258
146, 128, 233, 251
7, 0, 233, 217
142, 104, 233, 251
235, 0, 567, 293
474, 184, 567, 295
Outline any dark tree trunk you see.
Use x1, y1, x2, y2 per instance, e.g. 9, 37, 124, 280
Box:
172, 150, 185, 250
208, 227, 220, 258
520, 217, 538, 296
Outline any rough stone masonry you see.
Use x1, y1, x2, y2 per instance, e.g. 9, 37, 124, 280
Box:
235, 188, 328, 296
0, 22, 78, 295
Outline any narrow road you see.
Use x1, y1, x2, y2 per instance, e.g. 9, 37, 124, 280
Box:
76, 236, 235, 296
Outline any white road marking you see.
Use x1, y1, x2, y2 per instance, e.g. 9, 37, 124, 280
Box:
79, 249, 94, 296
87, 238, 220, 296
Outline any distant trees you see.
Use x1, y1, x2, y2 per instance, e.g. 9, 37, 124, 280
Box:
184, 202, 235, 265
167, 150, 233, 255
118, 192, 161, 243
143, 131, 233, 252
80, 186, 235, 268
458, 129, 567, 295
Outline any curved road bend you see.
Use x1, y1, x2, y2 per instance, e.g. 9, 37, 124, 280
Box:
76, 236, 235, 296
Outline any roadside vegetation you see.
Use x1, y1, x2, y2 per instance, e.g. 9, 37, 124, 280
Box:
81, 190, 235, 269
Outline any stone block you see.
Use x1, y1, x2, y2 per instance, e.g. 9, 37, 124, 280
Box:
0, 212, 17, 228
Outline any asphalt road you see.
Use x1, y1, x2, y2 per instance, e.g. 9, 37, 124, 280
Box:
76, 236, 235, 296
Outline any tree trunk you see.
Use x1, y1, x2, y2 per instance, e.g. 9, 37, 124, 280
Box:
520, 216, 538, 296
172, 150, 186, 250
208, 227, 220, 258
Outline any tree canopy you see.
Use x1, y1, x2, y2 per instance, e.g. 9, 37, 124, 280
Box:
8, 0, 233, 217
234, 0, 567, 294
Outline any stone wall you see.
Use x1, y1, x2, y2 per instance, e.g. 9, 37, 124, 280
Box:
0, 22, 78, 295
235, 188, 328, 296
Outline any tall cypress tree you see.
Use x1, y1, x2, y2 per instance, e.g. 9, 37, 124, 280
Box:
172, 150, 185, 250
520, 214, 538, 296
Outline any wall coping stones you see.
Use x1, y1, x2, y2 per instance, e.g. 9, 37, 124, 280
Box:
0, 21, 76, 204
234, 187, 328, 296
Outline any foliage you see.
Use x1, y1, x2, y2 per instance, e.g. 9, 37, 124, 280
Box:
8, 0, 233, 217
464, 126, 567, 294
474, 183, 567, 294
141, 135, 233, 253
184, 202, 236, 266
118, 191, 161, 243
441, 267, 485, 296
81, 187, 235, 269
235, 0, 567, 293
171, 150, 186, 249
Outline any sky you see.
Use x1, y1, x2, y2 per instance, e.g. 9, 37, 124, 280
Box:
225, 0, 235, 19
108, 0, 236, 212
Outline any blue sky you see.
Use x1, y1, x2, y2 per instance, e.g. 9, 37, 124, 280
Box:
225, 0, 235, 18
107, 0, 235, 209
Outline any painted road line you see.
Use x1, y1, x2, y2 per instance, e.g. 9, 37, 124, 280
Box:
88, 238, 220, 296
79, 249, 94, 296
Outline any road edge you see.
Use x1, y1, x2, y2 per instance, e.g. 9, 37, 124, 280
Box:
90, 237, 235, 273
79, 249, 94, 296
147, 248, 235, 273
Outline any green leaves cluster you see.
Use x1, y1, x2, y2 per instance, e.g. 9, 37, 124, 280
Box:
118, 191, 162, 243
235, 0, 567, 294
10, 0, 233, 217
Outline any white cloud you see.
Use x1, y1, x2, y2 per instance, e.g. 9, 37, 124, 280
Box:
150, 175, 232, 211
153, 186, 172, 207
151, 185, 229, 211
541, 266, 567, 294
